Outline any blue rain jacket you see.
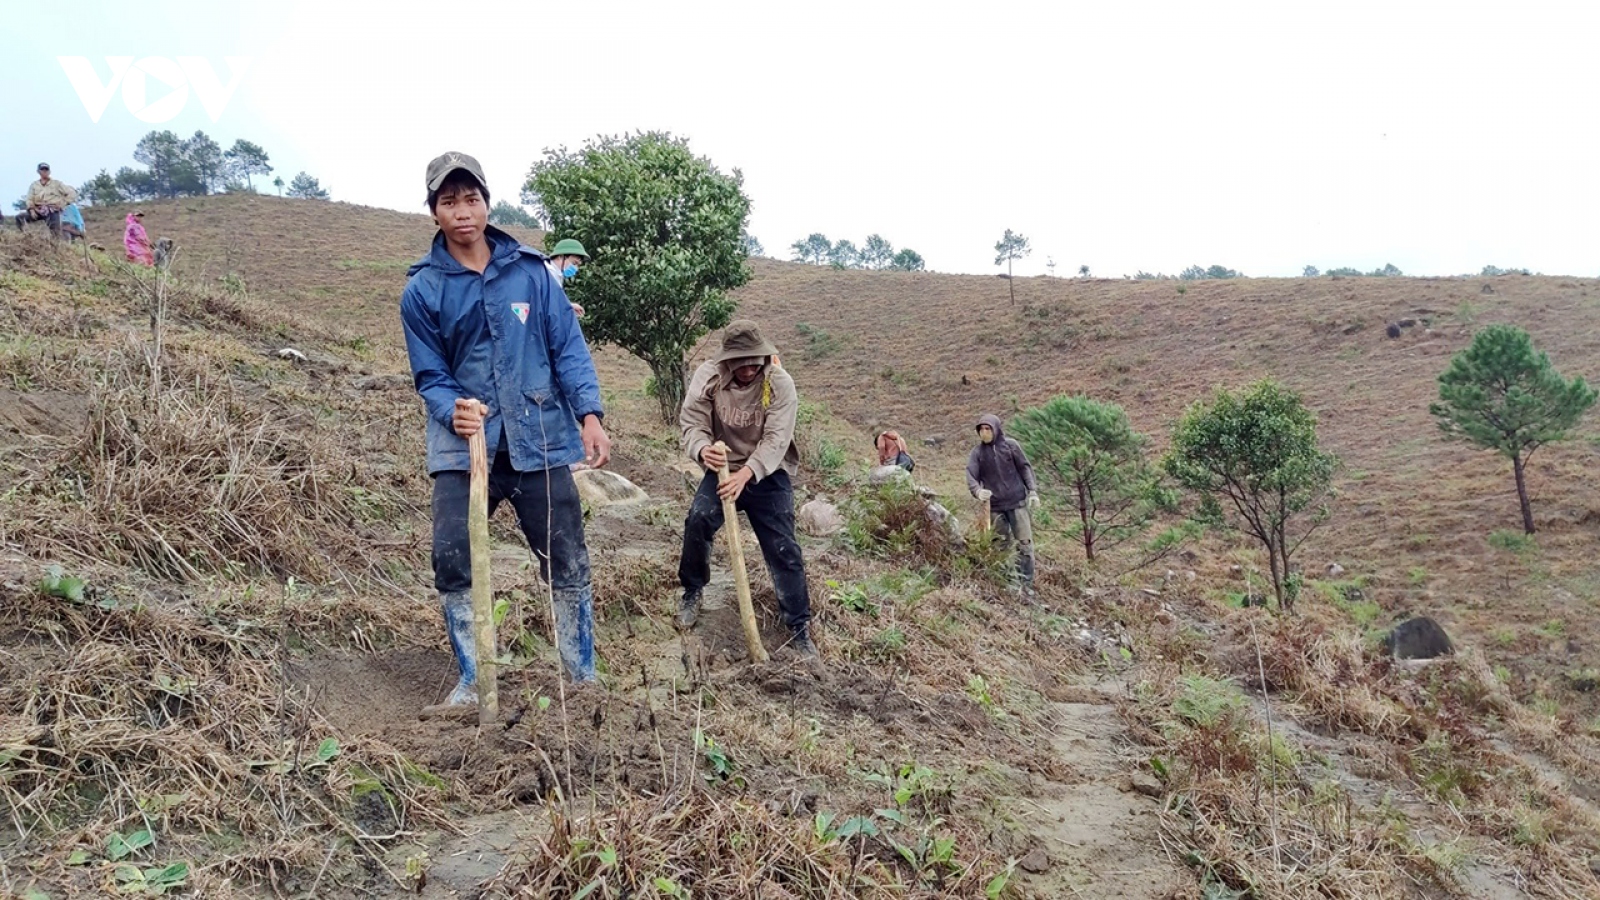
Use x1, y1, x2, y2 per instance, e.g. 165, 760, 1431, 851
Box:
400, 226, 603, 475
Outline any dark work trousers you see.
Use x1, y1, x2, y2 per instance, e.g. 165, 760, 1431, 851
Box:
431, 453, 595, 681
678, 469, 812, 634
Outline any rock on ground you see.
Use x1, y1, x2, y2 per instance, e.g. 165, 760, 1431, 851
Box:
798, 499, 845, 536
1382, 616, 1453, 660
574, 468, 648, 508
867, 465, 912, 486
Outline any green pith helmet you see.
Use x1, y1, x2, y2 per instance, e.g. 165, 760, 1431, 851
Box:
549, 238, 589, 260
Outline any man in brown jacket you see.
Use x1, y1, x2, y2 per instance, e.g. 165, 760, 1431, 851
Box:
677, 320, 816, 657
13, 163, 77, 238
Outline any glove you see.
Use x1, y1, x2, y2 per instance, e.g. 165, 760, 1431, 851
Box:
975, 489, 992, 502
1027, 492, 1040, 510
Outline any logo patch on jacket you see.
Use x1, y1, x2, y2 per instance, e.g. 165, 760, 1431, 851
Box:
511, 302, 530, 325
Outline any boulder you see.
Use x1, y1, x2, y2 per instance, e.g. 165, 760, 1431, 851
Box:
798, 499, 845, 536
1326, 562, 1346, 578
1382, 616, 1453, 660
573, 469, 648, 508
868, 465, 911, 486
925, 501, 959, 534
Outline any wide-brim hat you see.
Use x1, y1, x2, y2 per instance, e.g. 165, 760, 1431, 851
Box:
714, 319, 778, 364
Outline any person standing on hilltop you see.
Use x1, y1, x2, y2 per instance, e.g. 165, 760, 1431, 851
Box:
399, 151, 612, 706
966, 414, 1039, 588
544, 238, 590, 318
676, 320, 817, 658
13, 163, 76, 238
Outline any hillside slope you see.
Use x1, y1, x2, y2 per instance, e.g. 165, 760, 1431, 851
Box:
738, 264, 1600, 715
11, 195, 1594, 898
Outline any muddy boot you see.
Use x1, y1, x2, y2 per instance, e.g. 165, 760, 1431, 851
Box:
788, 628, 819, 660
675, 588, 702, 631
553, 585, 597, 683
440, 590, 477, 705
1018, 552, 1036, 593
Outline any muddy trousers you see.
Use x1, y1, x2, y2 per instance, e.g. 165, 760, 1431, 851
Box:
678, 469, 812, 634
991, 507, 1036, 585
431, 454, 596, 691
13, 209, 61, 237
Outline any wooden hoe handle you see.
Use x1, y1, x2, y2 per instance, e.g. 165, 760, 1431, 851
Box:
714, 442, 769, 664
467, 405, 498, 725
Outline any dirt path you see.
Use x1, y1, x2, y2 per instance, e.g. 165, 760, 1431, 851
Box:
1012, 679, 1190, 899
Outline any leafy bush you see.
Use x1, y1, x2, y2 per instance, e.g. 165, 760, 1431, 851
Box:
1165, 379, 1337, 610
1008, 395, 1174, 562
841, 482, 1009, 583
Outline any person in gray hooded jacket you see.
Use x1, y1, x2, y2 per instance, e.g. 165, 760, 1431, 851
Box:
965, 413, 1039, 586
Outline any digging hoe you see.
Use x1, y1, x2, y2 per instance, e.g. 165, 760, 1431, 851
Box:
467, 401, 498, 725
713, 442, 769, 664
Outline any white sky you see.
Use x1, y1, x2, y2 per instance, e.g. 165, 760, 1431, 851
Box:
9, 0, 1599, 277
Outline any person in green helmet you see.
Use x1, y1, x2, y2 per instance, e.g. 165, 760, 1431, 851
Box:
546, 238, 590, 317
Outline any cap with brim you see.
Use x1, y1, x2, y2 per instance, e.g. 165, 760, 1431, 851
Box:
425, 151, 487, 193
549, 238, 589, 260
133, 211, 144, 217
713, 320, 778, 364
37, 163, 49, 170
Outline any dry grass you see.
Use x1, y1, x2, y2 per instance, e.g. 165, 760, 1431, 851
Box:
0, 229, 428, 590
486, 784, 1011, 899
1130, 657, 1461, 898
0, 590, 452, 896
1130, 601, 1600, 899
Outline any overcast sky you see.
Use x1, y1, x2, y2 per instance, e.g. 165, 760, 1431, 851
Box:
10, 0, 1598, 278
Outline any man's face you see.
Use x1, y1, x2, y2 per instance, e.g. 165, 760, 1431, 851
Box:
37, 168, 50, 183
732, 362, 762, 385
978, 425, 995, 444
432, 184, 487, 246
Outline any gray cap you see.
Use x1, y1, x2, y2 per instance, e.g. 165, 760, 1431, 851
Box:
425, 151, 486, 192
37, 162, 49, 171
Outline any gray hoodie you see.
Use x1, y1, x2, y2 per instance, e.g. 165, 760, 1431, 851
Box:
965, 414, 1036, 512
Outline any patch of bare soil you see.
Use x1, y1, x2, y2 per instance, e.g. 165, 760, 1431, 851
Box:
1013, 679, 1192, 899
0, 390, 90, 448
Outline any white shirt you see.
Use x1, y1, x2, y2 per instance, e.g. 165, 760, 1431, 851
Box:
545, 258, 584, 316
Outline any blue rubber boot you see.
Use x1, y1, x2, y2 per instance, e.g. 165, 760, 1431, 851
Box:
440, 590, 477, 705
552, 585, 597, 683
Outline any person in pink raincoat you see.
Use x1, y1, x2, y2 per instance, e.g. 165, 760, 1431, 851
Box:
123, 211, 153, 265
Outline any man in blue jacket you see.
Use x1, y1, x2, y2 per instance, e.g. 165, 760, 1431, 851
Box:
400, 151, 612, 706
